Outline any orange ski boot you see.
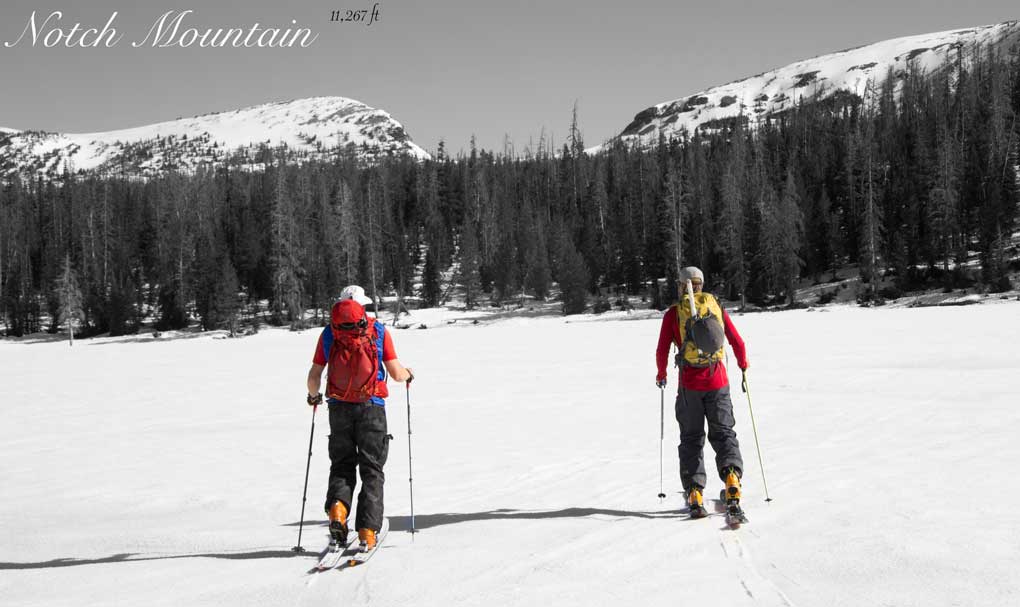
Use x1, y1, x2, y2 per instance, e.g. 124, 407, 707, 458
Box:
357, 528, 377, 551
687, 486, 707, 518
723, 468, 742, 503
721, 468, 748, 526
328, 501, 349, 544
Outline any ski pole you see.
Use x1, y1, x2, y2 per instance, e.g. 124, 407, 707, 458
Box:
293, 403, 318, 553
741, 371, 772, 502
406, 379, 417, 536
658, 385, 666, 500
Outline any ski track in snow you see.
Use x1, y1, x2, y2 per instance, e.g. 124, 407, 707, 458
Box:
720, 533, 796, 606
2, 302, 1020, 606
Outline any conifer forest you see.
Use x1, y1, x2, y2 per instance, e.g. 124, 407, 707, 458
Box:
1, 50, 1018, 336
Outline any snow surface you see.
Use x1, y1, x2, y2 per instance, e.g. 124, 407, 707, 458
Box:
2, 302, 1020, 606
0, 97, 429, 177
594, 21, 1020, 151
0, 127, 20, 135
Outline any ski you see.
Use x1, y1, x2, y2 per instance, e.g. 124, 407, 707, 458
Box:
687, 504, 709, 519
725, 505, 748, 527
688, 506, 709, 519
684, 489, 709, 519
313, 535, 357, 572
346, 518, 390, 568
719, 490, 748, 527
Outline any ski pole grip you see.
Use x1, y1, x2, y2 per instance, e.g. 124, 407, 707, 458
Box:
741, 371, 748, 393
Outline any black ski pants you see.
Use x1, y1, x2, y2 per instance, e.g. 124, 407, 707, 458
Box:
325, 401, 390, 532
675, 385, 743, 492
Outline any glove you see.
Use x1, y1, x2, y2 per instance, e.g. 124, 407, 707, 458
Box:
307, 393, 323, 406
738, 358, 750, 371
655, 373, 667, 388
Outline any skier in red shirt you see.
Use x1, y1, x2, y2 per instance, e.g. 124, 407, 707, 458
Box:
655, 267, 748, 518
306, 296, 413, 552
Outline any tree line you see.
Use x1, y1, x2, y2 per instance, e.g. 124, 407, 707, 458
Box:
1, 44, 1018, 337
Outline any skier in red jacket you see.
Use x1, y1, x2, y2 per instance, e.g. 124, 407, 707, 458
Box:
655, 267, 748, 517
306, 298, 413, 551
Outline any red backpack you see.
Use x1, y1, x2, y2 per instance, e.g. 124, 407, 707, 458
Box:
324, 321, 380, 403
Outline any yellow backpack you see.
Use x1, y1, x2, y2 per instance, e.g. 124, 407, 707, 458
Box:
673, 292, 726, 368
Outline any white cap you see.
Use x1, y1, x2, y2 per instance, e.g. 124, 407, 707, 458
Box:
680, 266, 705, 283
339, 285, 373, 306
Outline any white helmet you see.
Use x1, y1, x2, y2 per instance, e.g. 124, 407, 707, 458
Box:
679, 266, 705, 283
339, 285, 373, 306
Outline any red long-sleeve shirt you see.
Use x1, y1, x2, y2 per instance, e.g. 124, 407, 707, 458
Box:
655, 306, 748, 391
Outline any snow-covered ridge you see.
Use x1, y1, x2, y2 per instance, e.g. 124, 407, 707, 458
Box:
0, 96, 429, 178
596, 21, 1020, 150
0, 127, 20, 135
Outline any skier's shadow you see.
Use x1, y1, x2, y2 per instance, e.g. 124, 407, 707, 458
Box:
285, 507, 686, 532
2, 508, 686, 570
0, 549, 315, 570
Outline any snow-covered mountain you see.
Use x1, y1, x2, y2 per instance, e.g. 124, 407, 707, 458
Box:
0, 97, 429, 178
598, 21, 1020, 150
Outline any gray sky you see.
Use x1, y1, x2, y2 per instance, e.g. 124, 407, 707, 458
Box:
1, 0, 1018, 154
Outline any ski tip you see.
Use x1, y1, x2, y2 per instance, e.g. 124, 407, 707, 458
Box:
725, 514, 749, 527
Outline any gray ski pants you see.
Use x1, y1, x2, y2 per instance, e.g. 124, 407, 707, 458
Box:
325, 401, 390, 532
675, 385, 743, 492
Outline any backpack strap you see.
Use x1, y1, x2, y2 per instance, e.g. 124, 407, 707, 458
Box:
321, 325, 334, 361
673, 303, 693, 369
672, 303, 684, 347
371, 320, 388, 382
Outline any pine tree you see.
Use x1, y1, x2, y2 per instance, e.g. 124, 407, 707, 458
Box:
422, 249, 441, 307
664, 163, 687, 285
54, 254, 83, 345
717, 164, 746, 304
588, 160, 611, 284
364, 169, 388, 310
270, 164, 303, 328
337, 176, 359, 284
457, 218, 482, 309
557, 235, 590, 315
417, 163, 445, 306
215, 256, 241, 334
858, 94, 885, 287
776, 168, 805, 303
524, 212, 551, 301
929, 69, 961, 287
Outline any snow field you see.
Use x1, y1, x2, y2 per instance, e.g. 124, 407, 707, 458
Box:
1, 303, 1019, 606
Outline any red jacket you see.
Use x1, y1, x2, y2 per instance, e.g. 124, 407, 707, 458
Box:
656, 305, 748, 391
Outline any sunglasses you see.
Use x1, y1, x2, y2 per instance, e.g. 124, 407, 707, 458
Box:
333, 318, 368, 331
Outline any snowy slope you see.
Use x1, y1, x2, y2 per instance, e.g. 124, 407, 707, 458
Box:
0, 97, 429, 178
597, 21, 1020, 150
2, 301, 1019, 606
